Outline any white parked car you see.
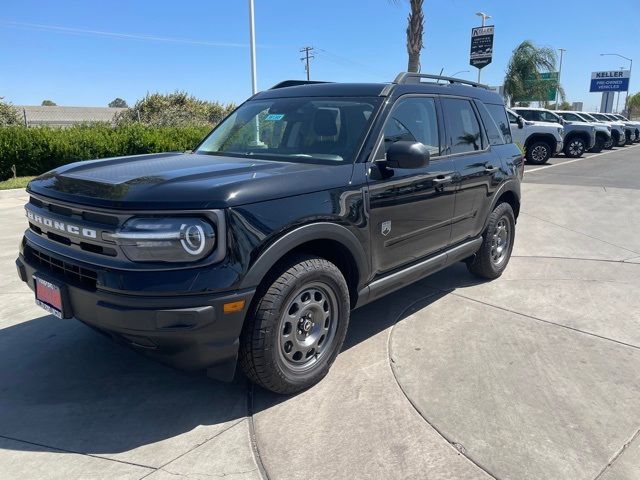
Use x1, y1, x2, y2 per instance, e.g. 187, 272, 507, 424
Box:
556, 111, 613, 152
585, 112, 628, 147
506, 109, 564, 164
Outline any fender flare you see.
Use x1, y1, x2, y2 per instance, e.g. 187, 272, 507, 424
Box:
239, 222, 369, 290
485, 181, 521, 229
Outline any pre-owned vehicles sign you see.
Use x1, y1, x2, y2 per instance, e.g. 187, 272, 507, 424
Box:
469, 26, 494, 69
589, 70, 631, 92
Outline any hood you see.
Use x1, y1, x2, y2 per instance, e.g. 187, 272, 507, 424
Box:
27, 152, 355, 210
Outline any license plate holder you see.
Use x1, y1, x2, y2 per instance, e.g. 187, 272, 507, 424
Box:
33, 274, 69, 319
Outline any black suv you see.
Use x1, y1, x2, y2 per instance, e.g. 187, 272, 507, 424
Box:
16, 73, 523, 394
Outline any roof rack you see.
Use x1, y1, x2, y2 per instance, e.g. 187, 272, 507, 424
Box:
269, 80, 331, 90
393, 72, 490, 90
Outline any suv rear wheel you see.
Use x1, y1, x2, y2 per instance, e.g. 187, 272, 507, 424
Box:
239, 255, 350, 394
525, 140, 552, 164
467, 202, 515, 279
564, 137, 586, 157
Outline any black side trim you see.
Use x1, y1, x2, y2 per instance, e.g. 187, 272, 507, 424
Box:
356, 237, 482, 308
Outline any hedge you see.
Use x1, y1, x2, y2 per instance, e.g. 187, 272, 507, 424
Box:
0, 123, 212, 181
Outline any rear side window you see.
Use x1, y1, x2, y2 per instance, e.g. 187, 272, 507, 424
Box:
479, 102, 512, 145
442, 98, 483, 154
382, 97, 440, 156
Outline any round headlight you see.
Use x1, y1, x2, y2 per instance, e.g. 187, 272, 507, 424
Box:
181, 224, 206, 255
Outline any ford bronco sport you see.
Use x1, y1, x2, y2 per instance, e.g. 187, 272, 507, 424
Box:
16, 73, 523, 394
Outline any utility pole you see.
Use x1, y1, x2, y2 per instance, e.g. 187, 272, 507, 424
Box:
300, 46, 315, 81
555, 48, 565, 110
248, 0, 257, 94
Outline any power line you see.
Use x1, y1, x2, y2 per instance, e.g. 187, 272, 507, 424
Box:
300, 46, 315, 81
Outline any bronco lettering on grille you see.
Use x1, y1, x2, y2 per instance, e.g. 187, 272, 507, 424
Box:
26, 210, 97, 239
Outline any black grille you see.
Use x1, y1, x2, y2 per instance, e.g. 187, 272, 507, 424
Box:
27, 246, 98, 289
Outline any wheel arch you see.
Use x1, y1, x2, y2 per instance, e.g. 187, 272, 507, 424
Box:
486, 182, 521, 229
239, 223, 367, 308
525, 133, 557, 152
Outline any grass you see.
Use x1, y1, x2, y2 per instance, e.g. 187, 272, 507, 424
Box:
0, 176, 35, 190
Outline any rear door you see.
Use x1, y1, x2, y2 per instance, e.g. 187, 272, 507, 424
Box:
441, 97, 499, 244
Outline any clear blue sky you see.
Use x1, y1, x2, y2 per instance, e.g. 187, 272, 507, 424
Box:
1, 0, 637, 111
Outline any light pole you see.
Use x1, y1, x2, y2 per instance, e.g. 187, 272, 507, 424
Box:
248, 0, 257, 95
554, 48, 565, 110
600, 53, 633, 115
475, 12, 491, 83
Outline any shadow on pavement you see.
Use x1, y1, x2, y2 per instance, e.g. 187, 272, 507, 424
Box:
0, 263, 480, 457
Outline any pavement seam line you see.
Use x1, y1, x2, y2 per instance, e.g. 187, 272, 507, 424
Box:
246, 384, 271, 480
136, 418, 246, 480
526, 144, 640, 173
0, 433, 154, 471
593, 427, 640, 480
511, 254, 640, 265
519, 211, 640, 256
448, 291, 640, 351
385, 292, 502, 480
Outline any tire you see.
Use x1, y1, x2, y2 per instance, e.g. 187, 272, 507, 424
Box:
467, 202, 515, 280
613, 132, 623, 147
625, 132, 633, 146
239, 254, 350, 394
564, 136, 586, 158
525, 140, 552, 165
590, 135, 605, 153
604, 135, 614, 150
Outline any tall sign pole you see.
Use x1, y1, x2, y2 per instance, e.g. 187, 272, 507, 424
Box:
249, 0, 257, 94
554, 48, 565, 109
600, 53, 633, 114
470, 12, 493, 84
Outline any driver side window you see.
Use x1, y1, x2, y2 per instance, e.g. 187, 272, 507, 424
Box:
382, 97, 440, 157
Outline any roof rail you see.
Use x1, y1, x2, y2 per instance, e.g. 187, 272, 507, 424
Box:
393, 72, 490, 90
269, 80, 331, 90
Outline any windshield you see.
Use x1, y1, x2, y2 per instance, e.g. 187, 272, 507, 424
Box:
592, 113, 610, 122
580, 113, 598, 122
196, 97, 381, 164
603, 114, 618, 121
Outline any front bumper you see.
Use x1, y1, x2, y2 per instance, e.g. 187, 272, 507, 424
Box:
16, 243, 255, 381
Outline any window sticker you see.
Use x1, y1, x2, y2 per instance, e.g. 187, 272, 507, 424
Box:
265, 113, 285, 121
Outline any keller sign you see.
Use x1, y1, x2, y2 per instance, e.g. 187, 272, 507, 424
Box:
589, 70, 631, 92
469, 26, 494, 69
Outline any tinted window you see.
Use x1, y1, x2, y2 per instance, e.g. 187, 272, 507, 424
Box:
507, 110, 519, 123
560, 112, 581, 122
442, 98, 483, 154
516, 109, 538, 121
383, 97, 440, 156
539, 111, 561, 123
197, 97, 380, 164
485, 103, 512, 144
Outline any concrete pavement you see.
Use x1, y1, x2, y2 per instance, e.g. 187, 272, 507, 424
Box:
1, 144, 639, 479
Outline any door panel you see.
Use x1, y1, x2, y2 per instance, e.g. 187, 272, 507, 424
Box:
366, 96, 457, 276
441, 97, 497, 244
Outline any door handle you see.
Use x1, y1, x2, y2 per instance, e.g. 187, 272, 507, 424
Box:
484, 165, 498, 173
432, 175, 453, 186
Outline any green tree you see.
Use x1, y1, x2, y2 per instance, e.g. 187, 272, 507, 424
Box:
0, 98, 21, 126
391, 0, 425, 73
627, 92, 640, 118
116, 91, 235, 127
108, 97, 128, 108
504, 41, 558, 106
41, 100, 57, 106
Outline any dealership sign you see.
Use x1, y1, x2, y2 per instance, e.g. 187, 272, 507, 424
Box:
589, 70, 631, 92
469, 26, 494, 69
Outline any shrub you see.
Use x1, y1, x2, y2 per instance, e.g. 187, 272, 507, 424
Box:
116, 91, 236, 127
0, 100, 21, 126
0, 123, 211, 180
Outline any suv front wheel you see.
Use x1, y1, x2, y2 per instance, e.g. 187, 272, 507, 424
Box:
467, 202, 515, 279
240, 255, 350, 394
525, 140, 552, 165
564, 137, 586, 158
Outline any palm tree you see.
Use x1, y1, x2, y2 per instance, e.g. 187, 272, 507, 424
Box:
504, 41, 558, 106
391, 0, 425, 73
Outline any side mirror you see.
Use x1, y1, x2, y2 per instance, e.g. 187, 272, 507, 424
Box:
385, 141, 431, 169
516, 116, 525, 129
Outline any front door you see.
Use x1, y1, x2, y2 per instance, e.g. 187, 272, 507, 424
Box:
367, 96, 457, 276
